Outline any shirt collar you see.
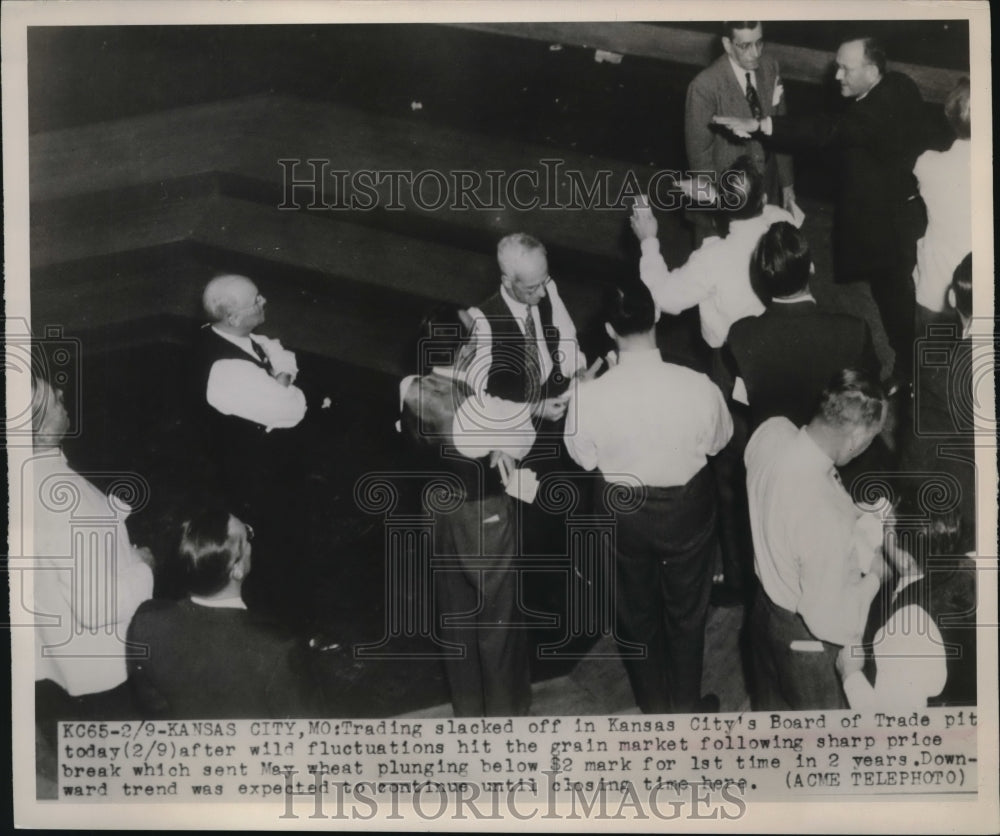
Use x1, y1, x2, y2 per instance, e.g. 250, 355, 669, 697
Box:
895, 572, 925, 596
617, 348, 662, 366
798, 426, 836, 474
772, 291, 817, 305
189, 594, 247, 610
727, 57, 755, 91
500, 285, 532, 319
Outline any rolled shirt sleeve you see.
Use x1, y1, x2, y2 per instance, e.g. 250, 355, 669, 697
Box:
207, 358, 307, 429
639, 238, 711, 315
452, 391, 536, 461
563, 386, 598, 472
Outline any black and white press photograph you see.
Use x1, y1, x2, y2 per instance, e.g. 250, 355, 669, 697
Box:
4, 0, 996, 829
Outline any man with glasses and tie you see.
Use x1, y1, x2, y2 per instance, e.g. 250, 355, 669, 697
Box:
685, 21, 800, 246
467, 234, 592, 558
713, 37, 929, 391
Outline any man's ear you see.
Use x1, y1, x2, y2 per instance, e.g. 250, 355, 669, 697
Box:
947, 286, 957, 310
721, 36, 733, 58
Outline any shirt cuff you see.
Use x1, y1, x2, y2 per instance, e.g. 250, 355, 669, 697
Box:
760, 117, 773, 135
842, 670, 869, 709
640, 238, 661, 257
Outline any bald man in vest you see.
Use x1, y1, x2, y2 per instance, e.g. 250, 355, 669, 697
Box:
196, 274, 308, 519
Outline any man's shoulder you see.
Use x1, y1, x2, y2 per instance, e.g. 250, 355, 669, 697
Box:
749, 415, 798, 453
689, 54, 730, 92
476, 291, 507, 318
129, 597, 182, 631
883, 70, 921, 94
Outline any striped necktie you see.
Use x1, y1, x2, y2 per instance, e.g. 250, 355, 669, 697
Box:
250, 339, 274, 374
523, 309, 543, 384
745, 73, 763, 120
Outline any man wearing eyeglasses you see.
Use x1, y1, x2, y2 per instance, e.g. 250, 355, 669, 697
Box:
466, 234, 594, 557
467, 233, 587, 426
685, 21, 799, 246
712, 37, 929, 389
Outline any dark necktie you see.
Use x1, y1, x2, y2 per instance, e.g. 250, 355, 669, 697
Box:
250, 339, 274, 374
745, 73, 763, 121
523, 310, 542, 384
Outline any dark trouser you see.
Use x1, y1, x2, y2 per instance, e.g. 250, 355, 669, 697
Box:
434, 493, 531, 717
847, 198, 925, 384
749, 586, 846, 711
606, 467, 717, 714
868, 267, 917, 383
707, 348, 752, 596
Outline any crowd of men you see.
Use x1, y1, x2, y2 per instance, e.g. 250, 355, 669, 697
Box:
32, 24, 977, 736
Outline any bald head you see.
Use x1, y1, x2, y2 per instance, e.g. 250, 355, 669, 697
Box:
835, 38, 883, 99
203, 275, 266, 335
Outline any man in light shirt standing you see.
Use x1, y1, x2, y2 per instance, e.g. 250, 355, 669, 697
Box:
32, 375, 155, 786
745, 368, 887, 710
565, 284, 732, 713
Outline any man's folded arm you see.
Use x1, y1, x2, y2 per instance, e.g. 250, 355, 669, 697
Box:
207, 359, 307, 428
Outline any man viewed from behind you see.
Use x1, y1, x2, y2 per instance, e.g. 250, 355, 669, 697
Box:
127, 509, 322, 718
746, 369, 887, 710
565, 283, 732, 713
729, 221, 879, 429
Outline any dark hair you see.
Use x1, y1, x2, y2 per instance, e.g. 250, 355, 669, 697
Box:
605, 282, 656, 338
944, 77, 971, 139
415, 305, 471, 376
951, 253, 972, 318
715, 156, 766, 239
722, 21, 760, 40
178, 510, 240, 597
750, 221, 812, 303
816, 368, 886, 430
860, 37, 887, 75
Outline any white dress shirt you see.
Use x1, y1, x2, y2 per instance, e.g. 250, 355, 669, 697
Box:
913, 139, 971, 312
467, 280, 582, 395
727, 57, 756, 95
564, 349, 733, 486
33, 450, 154, 695
842, 573, 948, 710
206, 326, 307, 429
398, 367, 536, 460
639, 204, 794, 347
745, 418, 880, 646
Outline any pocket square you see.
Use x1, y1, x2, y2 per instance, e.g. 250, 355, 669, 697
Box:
772, 81, 784, 108
483, 514, 502, 524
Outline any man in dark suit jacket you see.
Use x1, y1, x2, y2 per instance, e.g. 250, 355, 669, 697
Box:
127, 509, 323, 718
729, 222, 879, 430
714, 37, 928, 385
685, 20, 797, 238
